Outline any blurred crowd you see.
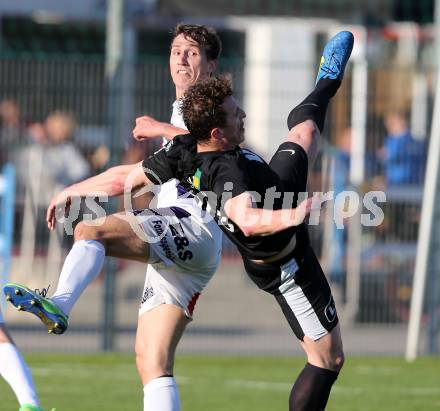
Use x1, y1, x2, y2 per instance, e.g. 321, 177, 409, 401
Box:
0, 98, 160, 249
1, 99, 426, 188
1, 97, 427, 224
0, 99, 107, 190
0, 97, 160, 197
0, 97, 427, 256
322, 110, 427, 316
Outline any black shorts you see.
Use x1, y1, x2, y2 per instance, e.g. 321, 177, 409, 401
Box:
243, 245, 338, 341
245, 141, 337, 340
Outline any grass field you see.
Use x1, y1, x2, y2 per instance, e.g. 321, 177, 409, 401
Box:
1, 354, 439, 410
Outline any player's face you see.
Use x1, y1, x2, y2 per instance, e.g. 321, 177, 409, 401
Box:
170, 34, 217, 99
220, 96, 246, 146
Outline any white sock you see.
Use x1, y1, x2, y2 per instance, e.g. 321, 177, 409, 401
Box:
51, 239, 105, 315
143, 376, 180, 411
0, 342, 40, 407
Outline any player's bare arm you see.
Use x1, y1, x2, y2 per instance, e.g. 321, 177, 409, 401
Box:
133, 115, 189, 141
46, 161, 151, 230
224, 192, 314, 237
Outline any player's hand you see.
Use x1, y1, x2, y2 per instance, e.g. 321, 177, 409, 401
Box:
133, 115, 165, 140
46, 191, 72, 231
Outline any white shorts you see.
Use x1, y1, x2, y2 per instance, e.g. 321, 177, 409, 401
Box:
136, 206, 222, 318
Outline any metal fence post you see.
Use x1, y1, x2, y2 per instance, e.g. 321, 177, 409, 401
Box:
102, 0, 125, 352
406, 0, 440, 361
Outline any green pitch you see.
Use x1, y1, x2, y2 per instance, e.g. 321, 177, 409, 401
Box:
0, 354, 439, 410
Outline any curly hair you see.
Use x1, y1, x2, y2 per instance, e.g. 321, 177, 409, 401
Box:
180, 75, 233, 143
172, 23, 222, 61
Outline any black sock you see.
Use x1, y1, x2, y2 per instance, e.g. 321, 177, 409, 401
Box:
287, 78, 341, 133
289, 363, 339, 411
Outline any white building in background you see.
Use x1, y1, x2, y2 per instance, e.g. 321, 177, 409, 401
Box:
227, 17, 341, 157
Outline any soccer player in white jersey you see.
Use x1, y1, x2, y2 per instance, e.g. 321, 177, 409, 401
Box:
3, 24, 224, 411
0, 308, 48, 411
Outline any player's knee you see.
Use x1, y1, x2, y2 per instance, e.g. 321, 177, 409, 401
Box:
310, 350, 344, 372
319, 344, 344, 372
331, 350, 345, 372
74, 221, 101, 242
135, 345, 172, 383
305, 336, 345, 372
135, 339, 172, 371
287, 119, 318, 141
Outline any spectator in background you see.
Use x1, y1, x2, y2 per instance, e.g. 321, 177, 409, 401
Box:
27, 111, 91, 187
0, 99, 24, 167
0, 99, 21, 141
381, 110, 426, 187
327, 128, 379, 290
13, 111, 92, 247
328, 128, 351, 288
378, 111, 426, 242
14, 110, 91, 239
42, 111, 91, 186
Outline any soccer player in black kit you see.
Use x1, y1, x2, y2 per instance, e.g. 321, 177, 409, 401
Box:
142, 31, 354, 410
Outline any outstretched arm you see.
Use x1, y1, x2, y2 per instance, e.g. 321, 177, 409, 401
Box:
133, 115, 188, 141
224, 192, 315, 237
46, 161, 150, 230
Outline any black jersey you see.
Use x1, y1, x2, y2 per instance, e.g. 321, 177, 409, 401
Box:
143, 134, 302, 260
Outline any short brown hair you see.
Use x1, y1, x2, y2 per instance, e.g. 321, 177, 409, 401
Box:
180, 75, 233, 142
172, 23, 222, 61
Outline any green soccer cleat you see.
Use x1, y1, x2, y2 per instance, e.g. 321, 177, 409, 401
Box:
316, 30, 354, 84
3, 283, 68, 335
18, 404, 55, 411
19, 405, 42, 411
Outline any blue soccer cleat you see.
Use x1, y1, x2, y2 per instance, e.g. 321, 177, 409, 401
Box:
316, 31, 354, 84
3, 283, 68, 335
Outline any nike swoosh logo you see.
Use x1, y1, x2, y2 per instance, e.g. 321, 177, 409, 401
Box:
279, 149, 296, 155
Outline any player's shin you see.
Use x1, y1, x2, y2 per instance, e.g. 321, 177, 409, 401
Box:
50, 239, 105, 315
289, 362, 338, 411
0, 342, 41, 408
287, 78, 341, 133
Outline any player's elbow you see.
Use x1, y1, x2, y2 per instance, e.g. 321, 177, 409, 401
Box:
227, 206, 265, 237
110, 176, 125, 194
234, 216, 266, 237
109, 164, 141, 194
108, 168, 127, 194
240, 226, 252, 237
239, 224, 258, 237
